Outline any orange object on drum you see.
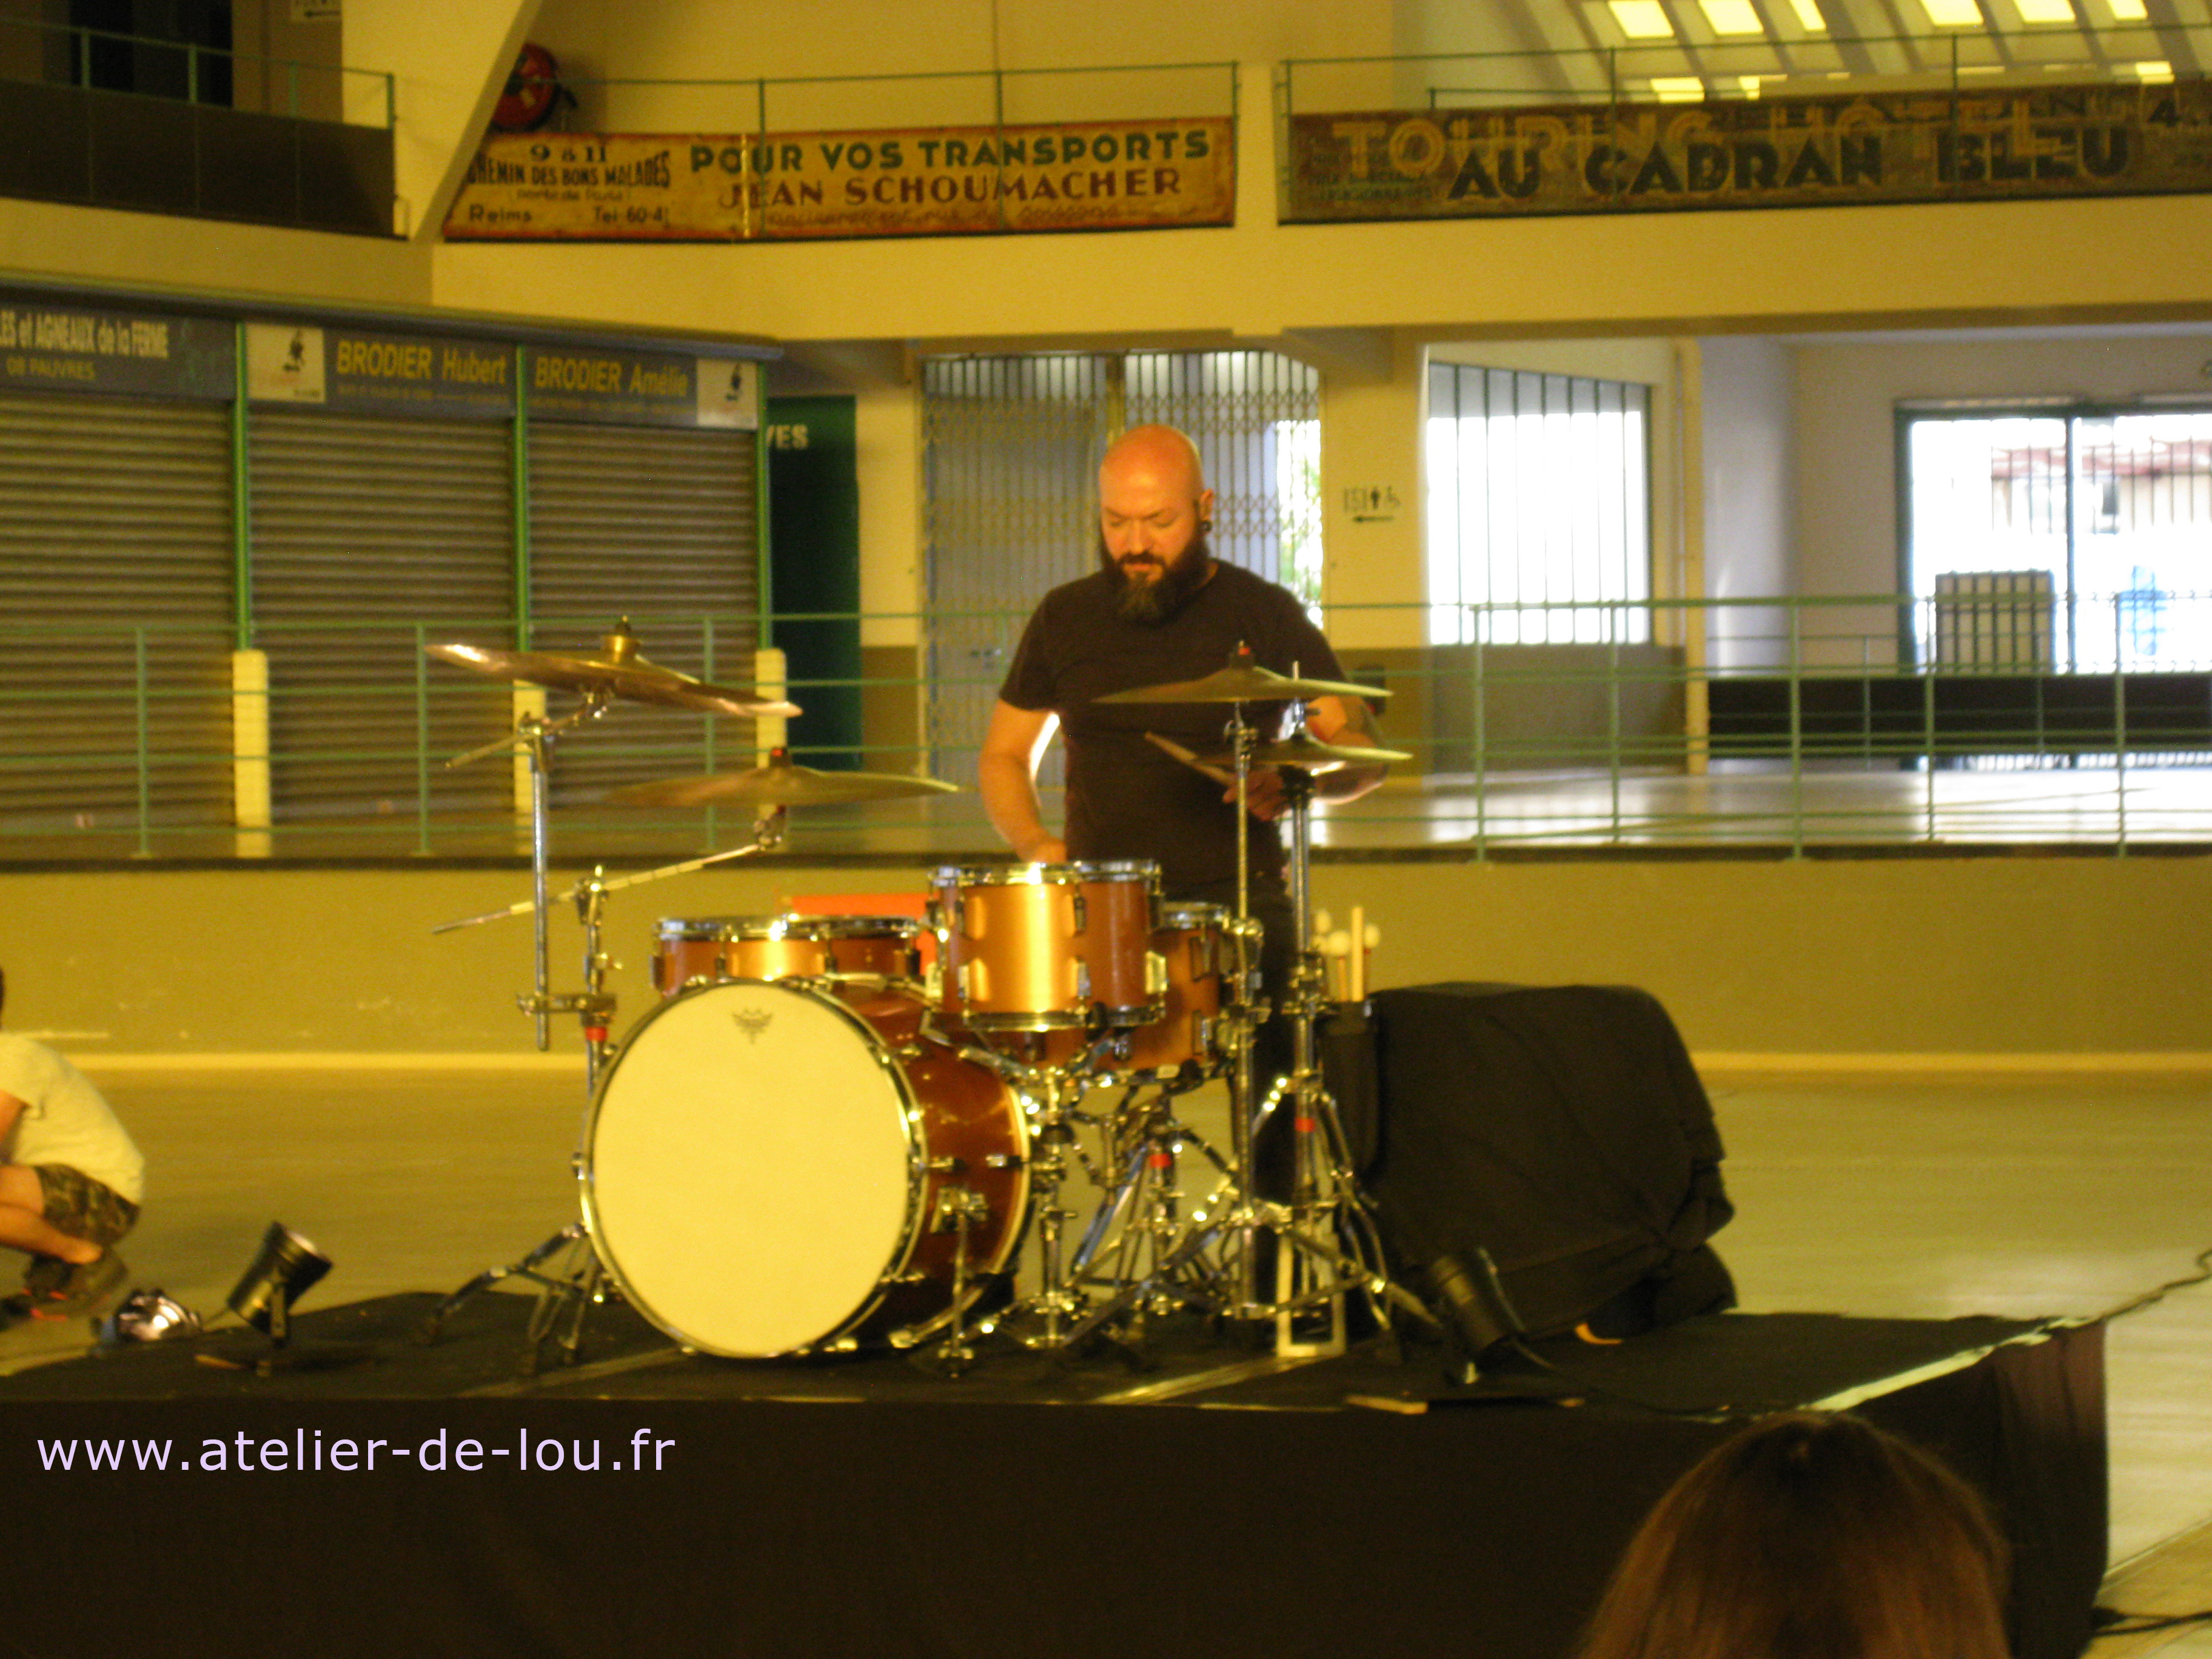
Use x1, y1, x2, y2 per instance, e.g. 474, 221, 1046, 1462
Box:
652, 914, 920, 997
931, 862, 1162, 1032
583, 980, 1028, 1358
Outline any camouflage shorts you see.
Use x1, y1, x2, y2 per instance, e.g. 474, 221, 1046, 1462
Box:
33, 1164, 139, 1248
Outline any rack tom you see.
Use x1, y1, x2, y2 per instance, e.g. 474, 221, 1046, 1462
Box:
1048, 902, 1259, 1076
654, 914, 922, 998
931, 862, 1162, 1031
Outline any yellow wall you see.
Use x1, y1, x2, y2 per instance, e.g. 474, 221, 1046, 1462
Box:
4, 858, 2206, 1056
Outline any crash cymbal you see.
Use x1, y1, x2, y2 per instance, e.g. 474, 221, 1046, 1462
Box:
1093, 660, 1389, 706
427, 621, 801, 719
1188, 729, 1410, 773
605, 751, 960, 809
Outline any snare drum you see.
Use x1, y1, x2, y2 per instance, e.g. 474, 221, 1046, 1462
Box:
931, 862, 1161, 1031
654, 914, 921, 997
583, 980, 1027, 1358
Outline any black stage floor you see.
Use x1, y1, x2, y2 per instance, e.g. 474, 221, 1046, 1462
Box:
0, 1299, 2105, 1659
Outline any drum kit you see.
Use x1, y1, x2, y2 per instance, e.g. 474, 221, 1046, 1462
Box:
420, 622, 1431, 1375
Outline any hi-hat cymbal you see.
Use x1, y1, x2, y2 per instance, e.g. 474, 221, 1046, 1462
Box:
427, 621, 800, 719
605, 751, 960, 809
1189, 730, 1410, 773
1094, 660, 1389, 706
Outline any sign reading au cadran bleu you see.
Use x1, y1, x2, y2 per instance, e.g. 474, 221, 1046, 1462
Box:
443, 118, 1235, 241
1286, 81, 2212, 220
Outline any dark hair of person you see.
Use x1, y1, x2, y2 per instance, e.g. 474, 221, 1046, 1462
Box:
1576, 1411, 2011, 1659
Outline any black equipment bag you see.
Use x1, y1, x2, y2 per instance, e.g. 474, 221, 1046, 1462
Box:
1350, 983, 1736, 1345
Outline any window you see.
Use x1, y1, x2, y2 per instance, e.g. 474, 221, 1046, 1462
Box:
1903, 407, 2212, 671
1424, 361, 1651, 646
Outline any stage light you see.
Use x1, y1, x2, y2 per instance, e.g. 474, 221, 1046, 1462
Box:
226, 1222, 332, 1344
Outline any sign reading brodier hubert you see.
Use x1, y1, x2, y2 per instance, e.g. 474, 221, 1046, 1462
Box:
444, 118, 1236, 240
1287, 81, 2212, 219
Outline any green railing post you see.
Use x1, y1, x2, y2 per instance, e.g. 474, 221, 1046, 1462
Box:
1787, 606, 1804, 856
1472, 610, 1488, 857
1607, 613, 1623, 841
132, 626, 152, 857
1923, 665, 1937, 842
702, 613, 720, 848
414, 623, 431, 856
512, 344, 531, 650
232, 323, 253, 650
2114, 598, 2128, 854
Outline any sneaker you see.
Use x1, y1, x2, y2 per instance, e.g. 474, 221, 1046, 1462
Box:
28, 1252, 127, 1319
20, 1255, 69, 1298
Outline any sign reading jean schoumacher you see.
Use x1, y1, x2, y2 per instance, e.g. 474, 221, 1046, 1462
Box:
443, 119, 1235, 240
1285, 81, 2212, 220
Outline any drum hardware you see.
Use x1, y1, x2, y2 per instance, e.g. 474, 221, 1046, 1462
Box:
1099, 646, 1426, 1353
420, 622, 802, 1369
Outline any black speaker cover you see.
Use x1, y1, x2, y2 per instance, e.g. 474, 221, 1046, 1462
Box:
1358, 983, 1736, 1341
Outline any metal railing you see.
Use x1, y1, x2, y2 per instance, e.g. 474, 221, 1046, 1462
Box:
1281, 25, 2210, 113
0, 14, 394, 126
550, 62, 1239, 138
2, 593, 2206, 861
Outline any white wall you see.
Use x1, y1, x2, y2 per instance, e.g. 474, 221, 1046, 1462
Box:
1701, 334, 1794, 669
1794, 329, 2212, 664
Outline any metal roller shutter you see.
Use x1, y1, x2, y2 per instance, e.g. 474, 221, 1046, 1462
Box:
249, 406, 514, 819
528, 421, 762, 807
0, 390, 232, 833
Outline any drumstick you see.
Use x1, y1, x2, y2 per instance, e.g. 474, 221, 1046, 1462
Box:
1144, 731, 1236, 787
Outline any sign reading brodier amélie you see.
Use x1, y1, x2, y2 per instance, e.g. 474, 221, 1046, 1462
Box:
443, 119, 1236, 241
1286, 81, 2212, 219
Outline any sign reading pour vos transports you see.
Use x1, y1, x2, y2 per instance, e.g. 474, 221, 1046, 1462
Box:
443, 118, 1236, 241
1285, 81, 2212, 219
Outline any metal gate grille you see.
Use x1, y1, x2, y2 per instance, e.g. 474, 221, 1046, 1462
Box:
920, 350, 1322, 786
527, 421, 762, 806
250, 406, 514, 818
0, 390, 233, 831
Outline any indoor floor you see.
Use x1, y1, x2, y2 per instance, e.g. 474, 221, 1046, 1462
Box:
0, 1061, 2206, 1646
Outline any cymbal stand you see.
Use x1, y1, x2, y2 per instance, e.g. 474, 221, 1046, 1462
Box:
1252, 739, 1431, 1357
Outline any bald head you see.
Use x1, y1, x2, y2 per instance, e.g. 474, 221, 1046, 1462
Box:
1098, 426, 1215, 606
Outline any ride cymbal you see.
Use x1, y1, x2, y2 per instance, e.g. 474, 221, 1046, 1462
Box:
1093, 660, 1389, 706
1188, 729, 1410, 773
605, 751, 960, 808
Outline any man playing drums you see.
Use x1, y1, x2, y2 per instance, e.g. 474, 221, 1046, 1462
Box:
976, 424, 1387, 1124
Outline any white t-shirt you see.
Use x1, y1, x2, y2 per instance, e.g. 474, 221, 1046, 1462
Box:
0, 1033, 145, 1204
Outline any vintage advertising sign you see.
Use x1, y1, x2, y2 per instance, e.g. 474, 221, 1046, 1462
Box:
1285, 81, 2212, 220
244, 323, 760, 429
247, 323, 514, 418
528, 345, 760, 429
0, 303, 232, 398
443, 118, 1235, 241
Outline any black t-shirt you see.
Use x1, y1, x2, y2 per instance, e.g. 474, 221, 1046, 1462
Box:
997, 561, 1346, 894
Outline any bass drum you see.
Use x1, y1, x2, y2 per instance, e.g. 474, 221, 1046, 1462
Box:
581, 979, 1027, 1358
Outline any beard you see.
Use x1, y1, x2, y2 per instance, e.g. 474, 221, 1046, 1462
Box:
1098, 529, 1213, 624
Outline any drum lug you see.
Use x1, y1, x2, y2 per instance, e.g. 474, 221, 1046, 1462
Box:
927, 1155, 968, 1175
1146, 949, 1168, 996
1072, 891, 1087, 932
983, 1152, 1024, 1170
933, 1185, 991, 1232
